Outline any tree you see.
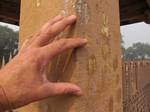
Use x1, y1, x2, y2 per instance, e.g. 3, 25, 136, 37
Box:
0, 25, 19, 65
123, 42, 150, 60
121, 35, 126, 58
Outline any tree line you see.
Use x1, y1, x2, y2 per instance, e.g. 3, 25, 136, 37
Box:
0, 25, 18, 66
122, 41, 150, 61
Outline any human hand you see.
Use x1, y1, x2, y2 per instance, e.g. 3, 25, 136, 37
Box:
0, 15, 87, 110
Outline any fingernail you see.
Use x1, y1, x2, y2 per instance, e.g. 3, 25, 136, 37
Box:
72, 89, 83, 96
68, 15, 77, 20
82, 39, 88, 43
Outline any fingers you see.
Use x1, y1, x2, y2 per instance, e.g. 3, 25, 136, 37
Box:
29, 15, 64, 47
41, 38, 87, 60
47, 15, 76, 38
49, 15, 65, 25
33, 15, 77, 46
40, 15, 64, 31
37, 82, 82, 99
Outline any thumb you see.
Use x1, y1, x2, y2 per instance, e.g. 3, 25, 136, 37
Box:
36, 82, 83, 100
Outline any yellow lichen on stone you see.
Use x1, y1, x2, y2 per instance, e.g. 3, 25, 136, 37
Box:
101, 14, 110, 37
101, 44, 110, 60
36, 0, 41, 7
101, 27, 109, 37
88, 55, 97, 75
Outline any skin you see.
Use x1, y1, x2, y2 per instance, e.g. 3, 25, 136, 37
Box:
0, 15, 87, 110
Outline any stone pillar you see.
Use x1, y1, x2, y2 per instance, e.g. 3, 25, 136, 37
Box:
17, 0, 122, 112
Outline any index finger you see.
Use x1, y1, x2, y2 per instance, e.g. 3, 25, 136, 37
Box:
40, 38, 88, 61
33, 15, 77, 46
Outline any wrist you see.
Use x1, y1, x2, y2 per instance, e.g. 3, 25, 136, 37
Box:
0, 85, 12, 111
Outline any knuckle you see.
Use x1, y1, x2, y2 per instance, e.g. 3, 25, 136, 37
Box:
58, 39, 68, 48
62, 19, 68, 25
40, 24, 53, 36
52, 39, 68, 52
43, 28, 53, 36
63, 88, 70, 94
27, 49, 41, 62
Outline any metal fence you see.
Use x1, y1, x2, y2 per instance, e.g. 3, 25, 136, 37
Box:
123, 60, 150, 112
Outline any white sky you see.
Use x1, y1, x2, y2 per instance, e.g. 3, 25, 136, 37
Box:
121, 22, 150, 48
0, 22, 150, 48
0, 22, 19, 31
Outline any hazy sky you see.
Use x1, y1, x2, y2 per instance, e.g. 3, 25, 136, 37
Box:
0, 22, 19, 31
1, 22, 150, 48
121, 22, 150, 48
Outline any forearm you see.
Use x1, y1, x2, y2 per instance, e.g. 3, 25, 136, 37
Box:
0, 85, 10, 111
